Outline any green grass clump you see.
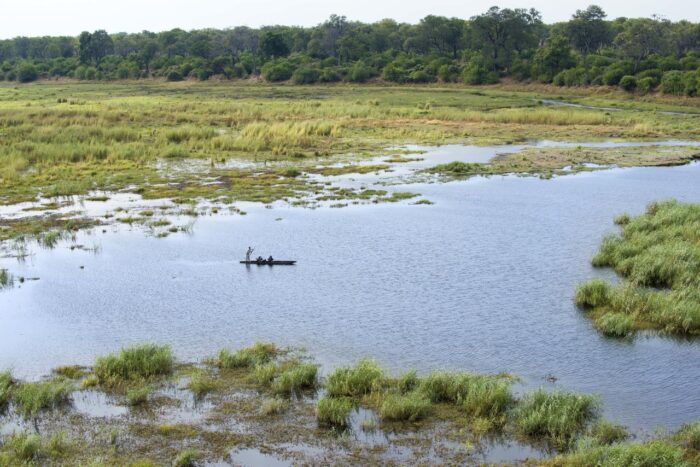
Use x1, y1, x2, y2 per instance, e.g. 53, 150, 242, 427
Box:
94, 344, 173, 387
0, 432, 71, 464
272, 363, 319, 396
576, 201, 700, 336
513, 389, 600, 451
252, 362, 278, 386
0, 269, 11, 288
613, 213, 631, 225
557, 440, 688, 466
461, 377, 515, 420
595, 312, 634, 337
216, 342, 277, 369
125, 385, 152, 406
53, 365, 87, 379
379, 391, 432, 422
590, 420, 629, 445
324, 359, 383, 398
13, 380, 73, 419
0, 371, 13, 413
574, 279, 611, 308
173, 448, 200, 467
673, 421, 700, 450
259, 397, 289, 416
316, 396, 353, 428
188, 372, 217, 399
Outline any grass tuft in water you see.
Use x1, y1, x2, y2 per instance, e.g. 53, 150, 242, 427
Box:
324, 359, 383, 398
94, 344, 174, 387
574, 279, 611, 308
594, 312, 634, 337
0, 371, 13, 413
13, 380, 73, 419
259, 397, 289, 416
271, 363, 319, 396
125, 385, 152, 406
513, 389, 600, 451
173, 448, 200, 467
0, 432, 70, 464
379, 391, 432, 422
590, 420, 629, 445
316, 396, 353, 428
188, 372, 217, 400
216, 342, 277, 369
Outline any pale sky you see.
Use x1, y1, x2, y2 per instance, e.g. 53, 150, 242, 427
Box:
0, 0, 697, 39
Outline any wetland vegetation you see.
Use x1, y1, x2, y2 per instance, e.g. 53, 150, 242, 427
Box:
0, 342, 698, 466
576, 200, 700, 336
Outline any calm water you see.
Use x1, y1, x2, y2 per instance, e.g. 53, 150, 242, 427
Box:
2, 162, 700, 434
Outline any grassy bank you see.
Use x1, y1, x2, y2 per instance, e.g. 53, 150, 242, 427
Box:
0, 342, 698, 465
1, 81, 699, 207
575, 200, 700, 336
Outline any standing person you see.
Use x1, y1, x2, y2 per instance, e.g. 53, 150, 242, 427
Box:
246, 246, 254, 262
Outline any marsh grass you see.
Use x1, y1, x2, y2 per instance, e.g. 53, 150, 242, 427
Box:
0, 371, 12, 413
673, 421, 700, 450
554, 439, 688, 466
271, 363, 319, 396
216, 342, 277, 369
188, 372, 218, 400
53, 365, 87, 380
0, 269, 12, 288
316, 396, 353, 428
0, 432, 72, 464
576, 200, 700, 336
13, 380, 73, 419
379, 391, 432, 422
173, 448, 200, 467
125, 385, 152, 406
513, 389, 600, 451
259, 397, 289, 416
590, 420, 629, 445
324, 359, 383, 398
94, 344, 174, 388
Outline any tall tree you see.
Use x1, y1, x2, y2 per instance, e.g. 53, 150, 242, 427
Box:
615, 17, 671, 72
566, 5, 611, 55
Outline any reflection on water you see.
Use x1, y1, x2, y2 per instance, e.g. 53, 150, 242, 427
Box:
1, 162, 700, 438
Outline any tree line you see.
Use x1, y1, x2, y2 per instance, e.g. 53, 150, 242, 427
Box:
2, 6, 700, 96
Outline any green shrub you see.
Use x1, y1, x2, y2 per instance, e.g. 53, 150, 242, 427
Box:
379, 391, 431, 422
292, 66, 320, 84
513, 389, 600, 450
661, 71, 685, 95
261, 59, 293, 82
217, 342, 277, 369
348, 61, 372, 83
16, 63, 38, 83
316, 396, 353, 427
94, 344, 174, 385
619, 75, 637, 91
325, 359, 383, 398
166, 70, 183, 82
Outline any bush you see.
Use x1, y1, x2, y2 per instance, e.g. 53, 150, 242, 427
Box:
637, 77, 656, 94
660, 71, 685, 95
379, 391, 431, 421
382, 62, 407, 83
325, 359, 383, 398
408, 69, 434, 83
316, 396, 353, 427
348, 61, 372, 83
261, 59, 293, 82
619, 75, 637, 92
94, 344, 174, 385
461, 57, 498, 85
292, 66, 320, 84
16, 63, 38, 83
513, 389, 600, 450
166, 70, 183, 82
602, 65, 629, 86
319, 68, 341, 83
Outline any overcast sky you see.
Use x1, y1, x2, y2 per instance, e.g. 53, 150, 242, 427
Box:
1, 0, 697, 39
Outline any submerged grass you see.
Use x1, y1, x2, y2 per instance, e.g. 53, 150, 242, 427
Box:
576, 200, 700, 336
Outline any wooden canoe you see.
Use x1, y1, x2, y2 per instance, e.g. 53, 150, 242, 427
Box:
240, 260, 296, 265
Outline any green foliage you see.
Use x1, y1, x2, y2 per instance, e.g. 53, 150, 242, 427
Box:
0, 371, 12, 413
94, 344, 174, 386
188, 372, 217, 399
325, 359, 383, 398
0, 432, 71, 464
316, 396, 353, 427
292, 66, 321, 84
575, 279, 611, 308
513, 389, 600, 450
673, 421, 700, 450
559, 440, 688, 466
661, 71, 685, 95
16, 62, 38, 83
259, 397, 289, 416
595, 312, 634, 337
619, 75, 637, 91
125, 385, 152, 406
271, 363, 319, 395
13, 380, 73, 418
379, 391, 432, 421
216, 342, 277, 369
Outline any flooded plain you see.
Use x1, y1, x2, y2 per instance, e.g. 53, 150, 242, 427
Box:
1, 143, 700, 448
